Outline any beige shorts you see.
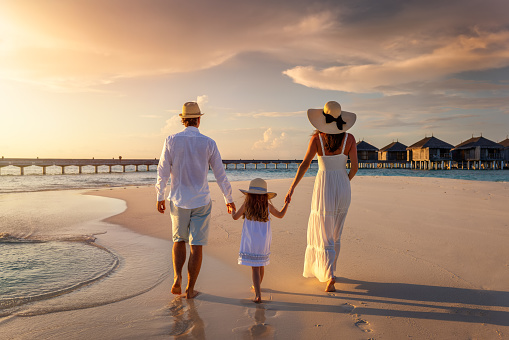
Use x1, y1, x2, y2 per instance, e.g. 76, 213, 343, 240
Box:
169, 200, 212, 245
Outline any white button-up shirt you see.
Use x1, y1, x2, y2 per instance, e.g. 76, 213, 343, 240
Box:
155, 126, 233, 209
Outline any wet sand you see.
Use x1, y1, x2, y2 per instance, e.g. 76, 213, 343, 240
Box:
3, 176, 509, 339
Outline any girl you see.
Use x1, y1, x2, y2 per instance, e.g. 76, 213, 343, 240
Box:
232, 178, 289, 303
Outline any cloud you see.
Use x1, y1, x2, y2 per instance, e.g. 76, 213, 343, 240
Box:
252, 128, 287, 150
284, 29, 509, 94
161, 115, 181, 135
2, 0, 509, 96
197, 95, 209, 107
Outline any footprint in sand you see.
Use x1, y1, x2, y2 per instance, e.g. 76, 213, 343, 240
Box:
354, 318, 373, 333
341, 302, 355, 313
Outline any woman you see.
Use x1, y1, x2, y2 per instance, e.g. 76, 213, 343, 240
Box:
285, 101, 358, 292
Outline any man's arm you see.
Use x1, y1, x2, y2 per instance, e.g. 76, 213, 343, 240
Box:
155, 138, 171, 208
208, 140, 234, 213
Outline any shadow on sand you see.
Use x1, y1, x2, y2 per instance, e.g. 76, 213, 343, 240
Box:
198, 277, 509, 327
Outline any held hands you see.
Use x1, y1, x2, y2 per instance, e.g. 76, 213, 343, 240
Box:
157, 200, 166, 214
285, 187, 294, 203
226, 202, 236, 214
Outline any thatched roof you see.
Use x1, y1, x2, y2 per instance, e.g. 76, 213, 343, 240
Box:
454, 136, 503, 150
379, 141, 407, 152
499, 138, 509, 147
357, 140, 379, 151
407, 136, 454, 150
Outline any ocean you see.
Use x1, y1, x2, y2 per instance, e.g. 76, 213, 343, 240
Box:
0, 163, 507, 322
0, 163, 507, 194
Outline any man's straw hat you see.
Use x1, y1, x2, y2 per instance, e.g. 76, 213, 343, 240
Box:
180, 102, 204, 118
239, 178, 277, 199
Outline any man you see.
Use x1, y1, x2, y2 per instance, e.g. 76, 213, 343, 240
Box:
156, 101, 235, 299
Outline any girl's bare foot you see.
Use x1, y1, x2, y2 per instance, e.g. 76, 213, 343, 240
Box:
325, 277, 336, 292
171, 276, 182, 295
253, 296, 262, 303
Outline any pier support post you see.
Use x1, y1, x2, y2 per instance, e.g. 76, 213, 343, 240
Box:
79, 166, 83, 174
147, 165, 150, 171
95, 166, 99, 174
122, 165, 126, 172
135, 165, 139, 172
42, 166, 47, 175
109, 166, 112, 173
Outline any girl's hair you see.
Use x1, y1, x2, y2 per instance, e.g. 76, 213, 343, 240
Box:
243, 193, 269, 222
313, 130, 345, 153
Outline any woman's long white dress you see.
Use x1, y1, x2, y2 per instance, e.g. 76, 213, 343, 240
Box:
303, 133, 351, 282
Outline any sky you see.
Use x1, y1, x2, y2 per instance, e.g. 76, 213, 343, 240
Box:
1, 0, 508, 160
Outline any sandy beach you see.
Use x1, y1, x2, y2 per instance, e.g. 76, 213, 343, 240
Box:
3, 176, 509, 339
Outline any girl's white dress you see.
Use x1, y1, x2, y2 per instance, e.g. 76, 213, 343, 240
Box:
303, 133, 351, 282
238, 215, 271, 267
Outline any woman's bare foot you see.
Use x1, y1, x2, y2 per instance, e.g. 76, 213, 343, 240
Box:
185, 288, 200, 299
171, 276, 182, 295
253, 296, 262, 303
325, 277, 336, 292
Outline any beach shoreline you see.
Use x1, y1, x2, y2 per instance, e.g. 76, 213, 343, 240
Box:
2, 176, 509, 339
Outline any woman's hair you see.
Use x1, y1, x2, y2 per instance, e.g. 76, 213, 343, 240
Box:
243, 193, 269, 222
181, 117, 199, 127
313, 130, 345, 153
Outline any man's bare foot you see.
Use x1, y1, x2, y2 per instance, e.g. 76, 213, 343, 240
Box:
253, 296, 262, 303
171, 276, 182, 295
325, 278, 336, 292
185, 288, 200, 299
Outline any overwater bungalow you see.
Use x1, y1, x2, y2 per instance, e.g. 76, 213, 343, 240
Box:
500, 137, 509, 168
452, 136, 504, 169
357, 140, 379, 161
378, 141, 407, 161
406, 136, 454, 170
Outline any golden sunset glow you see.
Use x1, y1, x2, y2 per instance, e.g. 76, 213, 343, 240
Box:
1, 0, 508, 159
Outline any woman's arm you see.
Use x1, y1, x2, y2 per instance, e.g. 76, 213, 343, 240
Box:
347, 134, 358, 181
269, 201, 289, 219
285, 136, 318, 203
232, 202, 246, 220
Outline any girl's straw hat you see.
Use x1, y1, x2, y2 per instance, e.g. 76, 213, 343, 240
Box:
307, 101, 356, 134
179, 102, 204, 118
240, 178, 277, 199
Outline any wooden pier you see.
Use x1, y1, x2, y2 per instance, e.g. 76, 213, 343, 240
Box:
222, 159, 316, 170
0, 158, 159, 175
0, 158, 314, 175
0, 158, 506, 176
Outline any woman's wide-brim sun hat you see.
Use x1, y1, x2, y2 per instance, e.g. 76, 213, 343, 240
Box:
307, 101, 356, 134
179, 102, 204, 118
239, 178, 277, 199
